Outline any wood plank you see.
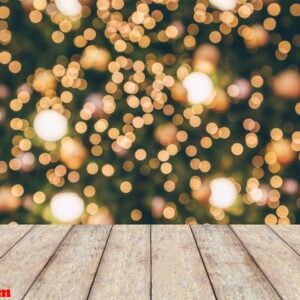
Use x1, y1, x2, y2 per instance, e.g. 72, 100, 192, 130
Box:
0, 225, 71, 299
192, 225, 280, 300
24, 225, 111, 300
152, 225, 215, 300
269, 225, 300, 255
232, 225, 300, 300
89, 225, 150, 300
0, 225, 33, 258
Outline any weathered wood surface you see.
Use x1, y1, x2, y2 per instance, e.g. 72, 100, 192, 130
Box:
89, 225, 150, 300
192, 225, 280, 300
269, 225, 300, 255
152, 225, 215, 300
24, 226, 111, 300
0, 225, 299, 300
0, 225, 33, 258
232, 225, 300, 300
0, 225, 71, 299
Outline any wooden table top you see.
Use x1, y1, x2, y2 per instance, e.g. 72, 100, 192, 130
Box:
0, 225, 299, 300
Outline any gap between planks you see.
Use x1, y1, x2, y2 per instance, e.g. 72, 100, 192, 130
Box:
0, 225, 34, 260
85, 225, 113, 299
189, 225, 218, 299
192, 225, 281, 299
21, 225, 73, 299
231, 225, 300, 299
229, 225, 283, 299
268, 225, 300, 256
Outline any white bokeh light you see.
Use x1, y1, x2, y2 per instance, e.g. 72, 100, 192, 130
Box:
209, 178, 237, 209
249, 187, 268, 204
55, 0, 82, 17
209, 0, 237, 11
183, 72, 214, 104
50, 192, 84, 223
33, 109, 68, 142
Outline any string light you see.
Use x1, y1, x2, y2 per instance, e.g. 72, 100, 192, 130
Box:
209, 178, 238, 209
183, 72, 215, 104
33, 110, 68, 142
209, 0, 237, 11
54, 0, 82, 17
50, 192, 84, 223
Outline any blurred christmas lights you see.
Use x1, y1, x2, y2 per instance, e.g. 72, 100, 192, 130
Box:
0, 0, 299, 225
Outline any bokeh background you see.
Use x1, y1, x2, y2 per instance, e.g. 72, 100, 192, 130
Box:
0, 0, 299, 224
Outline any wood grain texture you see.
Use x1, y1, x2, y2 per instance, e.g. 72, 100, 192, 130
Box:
232, 225, 300, 300
0, 225, 71, 299
0, 225, 33, 258
269, 225, 300, 255
192, 225, 280, 300
89, 225, 150, 300
0, 225, 299, 299
24, 225, 111, 300
152, 225, 215, 300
